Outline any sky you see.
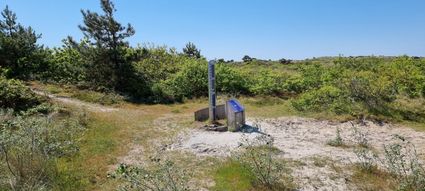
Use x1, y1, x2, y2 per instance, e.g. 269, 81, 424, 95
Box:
1, 0, 424, 60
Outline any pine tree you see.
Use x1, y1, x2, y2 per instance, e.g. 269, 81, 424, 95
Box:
78, 0, 135, 90
242, 55, 253, 62
0, 6, 44, 79
182, 42, 201, 59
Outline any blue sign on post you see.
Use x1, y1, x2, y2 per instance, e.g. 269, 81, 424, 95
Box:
226, 99, 245, 131
228, 99, 244, 113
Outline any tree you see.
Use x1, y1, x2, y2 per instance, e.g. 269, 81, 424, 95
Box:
242, 55, 253, 62
217, 58, 225, 63
182, 42, 201, 59
279, 58, 292, 64
78, 0, 135, 90
0, 6, 45, 79
48, 38, 86, 83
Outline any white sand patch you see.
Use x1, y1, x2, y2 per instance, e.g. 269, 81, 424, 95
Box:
171, 117, 425, 190
171, 129, 263, 157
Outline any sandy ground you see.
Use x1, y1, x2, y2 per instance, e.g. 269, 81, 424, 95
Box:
171, 117, 425, 191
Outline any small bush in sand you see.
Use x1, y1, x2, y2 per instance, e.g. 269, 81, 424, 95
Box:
327, 128, 345, 147
114, 158, 192, 191
351, 122, 369, 148
351, 134, 425, 190
382, 135, 425, 191
236, 132, 295, 190
353, 147, 379, 173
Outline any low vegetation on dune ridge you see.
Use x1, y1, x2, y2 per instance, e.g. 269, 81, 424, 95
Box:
1, 0, 425, 121
1, 0, 425, 190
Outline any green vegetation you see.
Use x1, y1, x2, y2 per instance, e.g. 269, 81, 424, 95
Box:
326, 128, 345, 147
114, 159, 191, 191
351, 132, 425, 190
1, 0, 425, 190
0, 77, 44, 111
213, 161, 255, 191
0, 6, 48, 80
182, 42, 201, 59
2, 0, 425, 123
350, 165, 397, 191
0, 106, 87, 190
234, 134, 295, 191
382, 136, 425, 190
72, 90, 123, 106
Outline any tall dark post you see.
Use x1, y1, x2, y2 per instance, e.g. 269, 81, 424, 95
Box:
208, 60, 216, 123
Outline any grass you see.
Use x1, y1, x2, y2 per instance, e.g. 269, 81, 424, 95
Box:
45, 84, 64, 94
400, 120, 425, 132
72, 90, 123, 105
349, 165, 397, 191
213, 161, 256, 191
54, 112, 122, 191
311, 156, 329, 168
51, 99, 206, 190
30, 82, 123, 106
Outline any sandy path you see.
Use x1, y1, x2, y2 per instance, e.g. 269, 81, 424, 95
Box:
32, 89, 118, 112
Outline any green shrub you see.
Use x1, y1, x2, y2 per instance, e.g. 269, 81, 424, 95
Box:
159, 59, 208, 101
383, 135, 425, 190
132, 47, 199, 102
385, 56, 425, 98
284, 75, 306, 94
343, 71, 396, 114
46, 39, 86, 84
351, 133, 425, 190
248, 70, 287, 96
292, 85, 349, 114
114, 159, 192, 191
0, 109, 86, 190
351, 124, 370, 148
0, 77, 43, 111
326, 128, 345, 147
353, 147, 378, 173
72, 90, 123, 105
334, 56, 383, 72
235, 133, 294, 190
133, 46, 182, 87
295, 63, 328, 91
216, 63, 250, 95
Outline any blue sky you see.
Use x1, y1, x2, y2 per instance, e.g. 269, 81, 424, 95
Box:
1, 0, 424, 60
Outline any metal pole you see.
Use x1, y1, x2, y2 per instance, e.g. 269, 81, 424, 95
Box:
208, 60, 216, 123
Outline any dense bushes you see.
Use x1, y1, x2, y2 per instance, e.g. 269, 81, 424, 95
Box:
248, 70, 287, 96
146, 58, 288, 102
38, 43, 425, 122
292, 85, 349, 114
290, 56, 425, 121
0, 77, 43, 111
0, 107, 87, 190
159, 58, 208, 101
45, 39, 86, 84
235, 133, 294, 190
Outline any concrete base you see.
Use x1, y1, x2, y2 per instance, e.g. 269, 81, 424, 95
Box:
202, 124, 228, 132
194, 104, 226, 122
